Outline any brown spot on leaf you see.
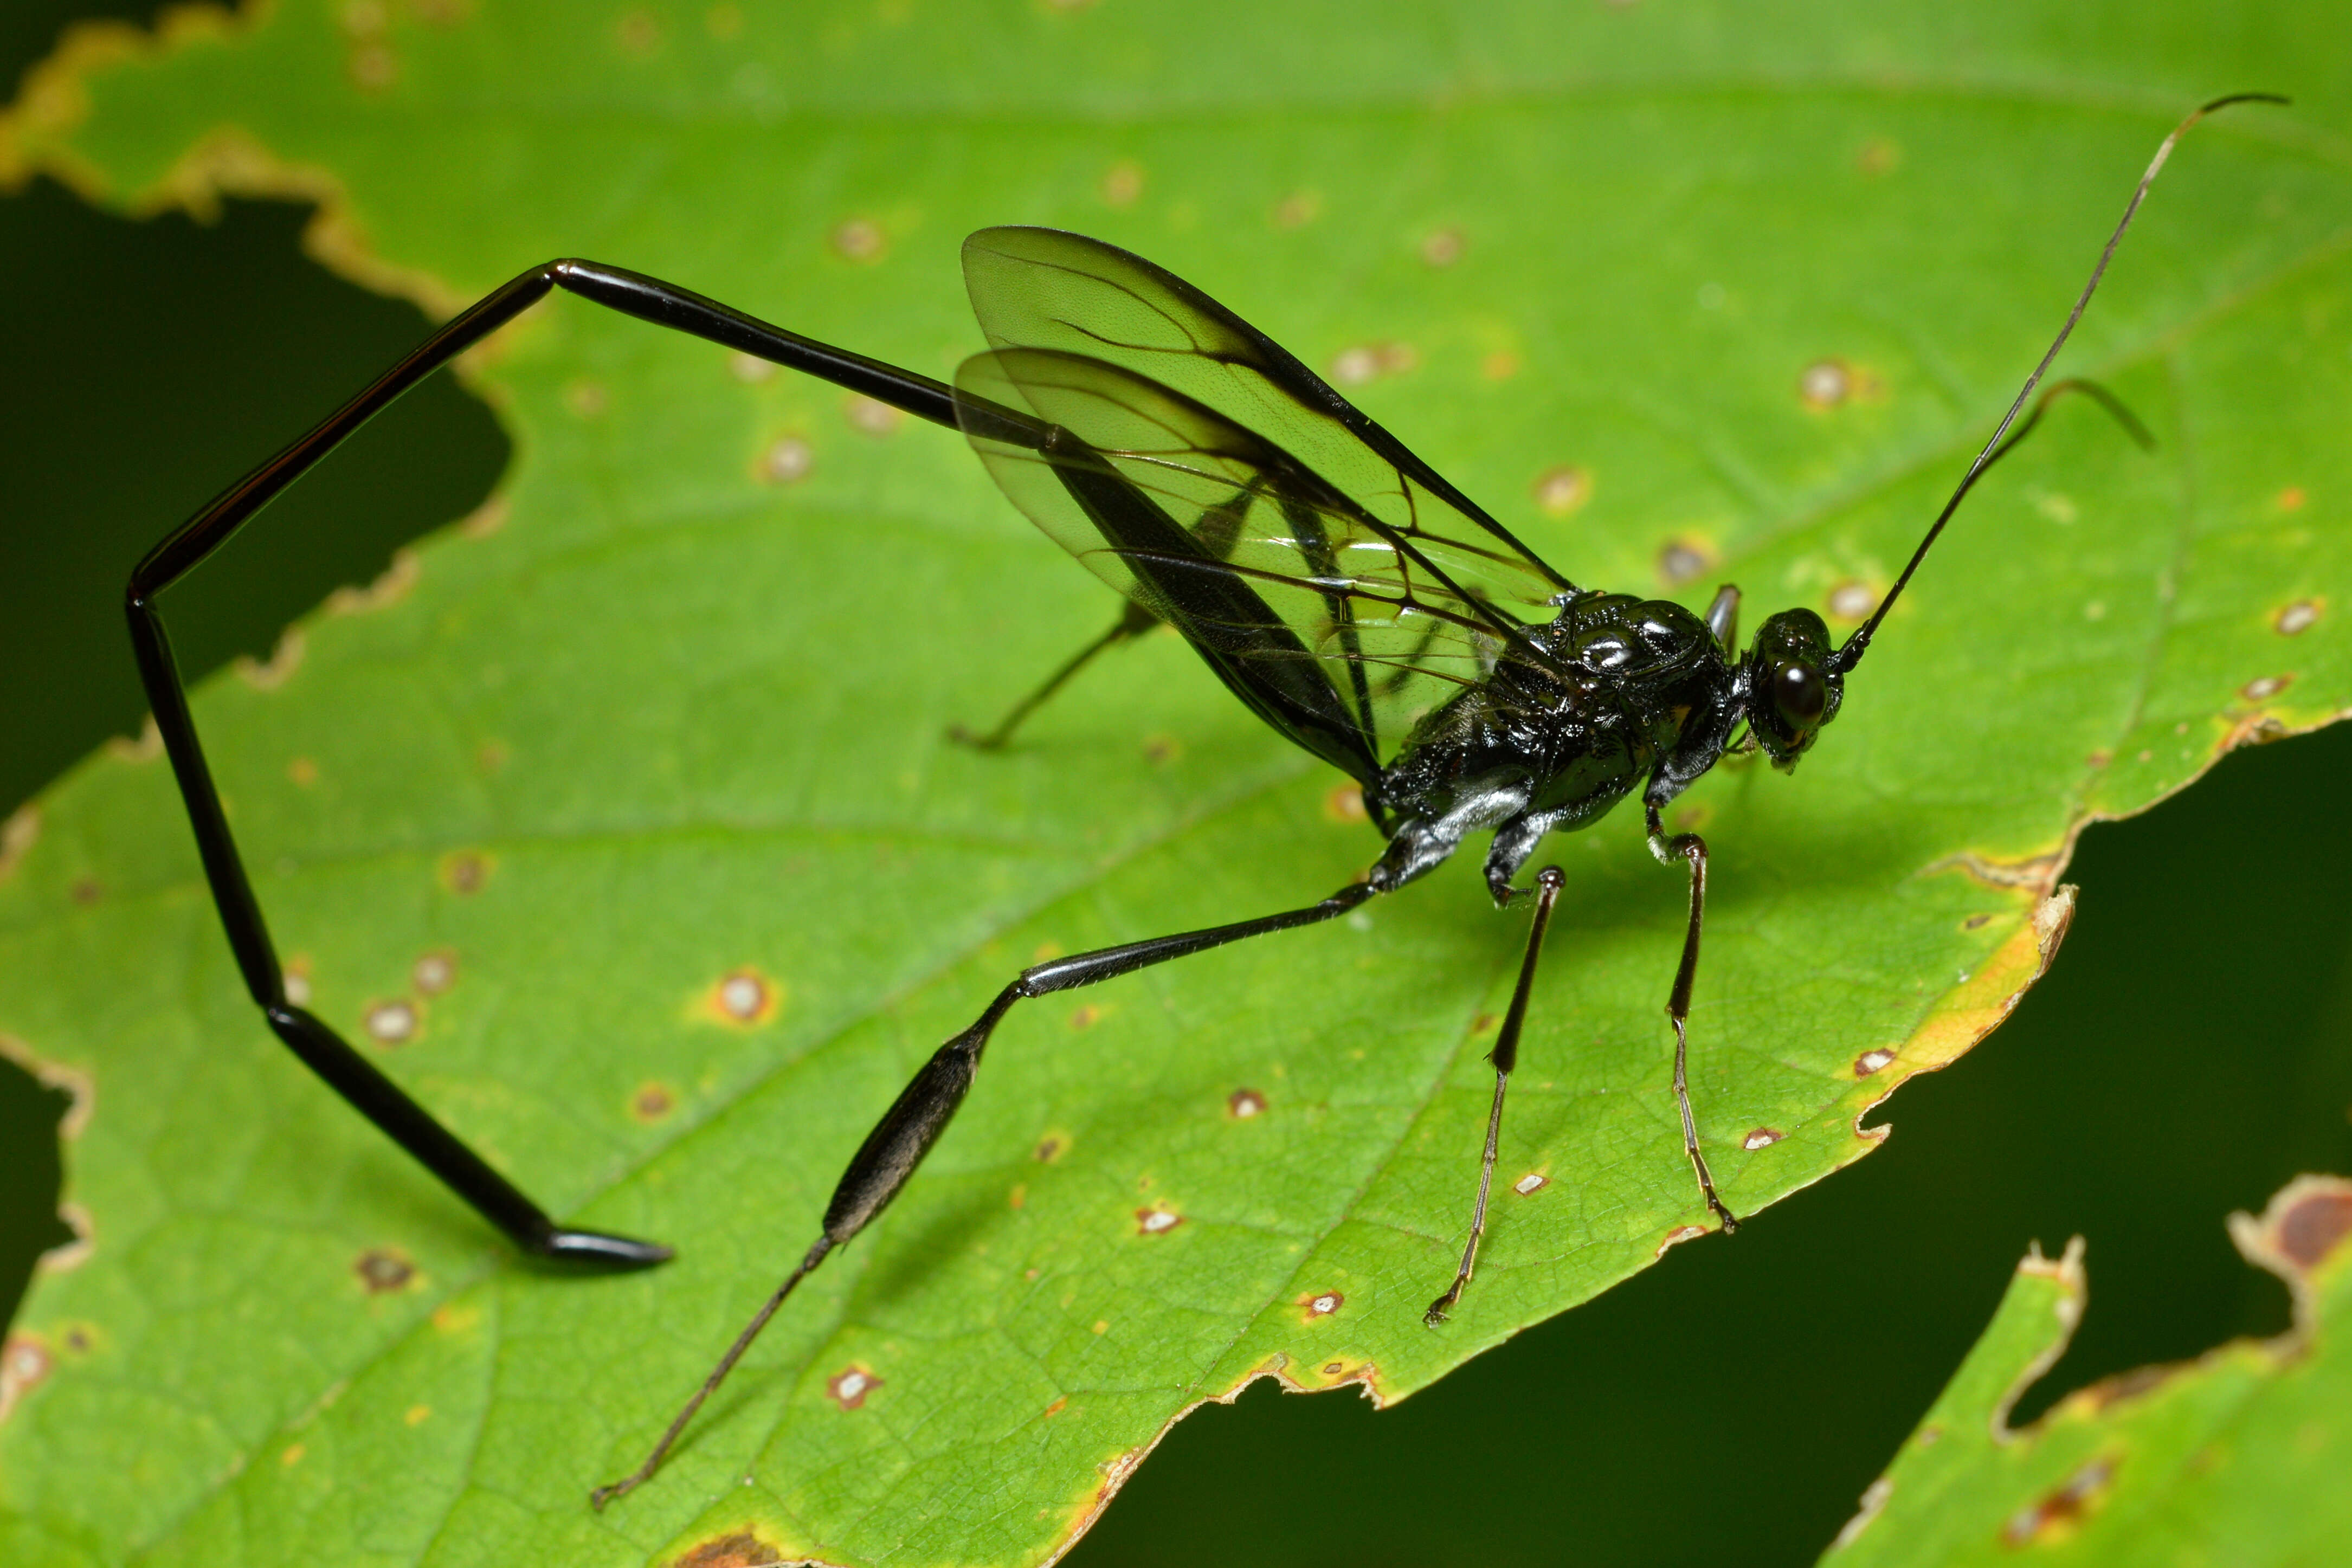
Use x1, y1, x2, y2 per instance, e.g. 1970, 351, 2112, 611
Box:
1512, 1172, 1548, 1195
347, 41, 398, 91
364, 999, 418, 1046
631, 1082, 677, 1124
1963, 913, 1992, 931
1827, 580, 1878, 622
1136, 1206, 1183, 1236
0, 1335, 53, 1423
1742, 1128, 1783, 1151
440, 850, 491, 895
1324, 782, 1368, 823
615, 8, 661, 56
1100, 159, 1145, 207
1034, 1134, 1067, 1163
843, 393, 904, 436
69, 877, 101, 906
759, 434, 813, 484
2277, 485, 2307, 511
1042, 1395, 1067, 1418
353, 1247, 416, 1294
1142, 733, 1181, 765
1531, 464, 1590, 518
1853, 1048, 1895, 1077
1301, 1290, 1344, 1319
1329, 341, 1416, 387
1068, 1003, 1102, 1031
1228, 1088, 1267, 1120
826, 1365, 881, 1410
1654, 537, 1709, 586
2001, 1456, 2115, 1546
704, 967, 780, 1027
674, 1532, 787, 1568
1420, 227, 1465, 267
1798, 357, 1879, 409
832, 217, 887, 263
411, 949, 456, 996
1273, 190, 1322, 229
2275, 599, 2322, 635
2241, 673, 2292, 702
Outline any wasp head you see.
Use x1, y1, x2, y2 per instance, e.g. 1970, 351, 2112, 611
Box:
1742, 608, 1842, 771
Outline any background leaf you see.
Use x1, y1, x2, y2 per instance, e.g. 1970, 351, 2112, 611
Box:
1821, 1177, 2352, 1565
4, 3, 2352, 1568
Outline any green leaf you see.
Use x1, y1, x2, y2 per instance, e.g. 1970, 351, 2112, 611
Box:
1820, 1177, 2352, 1565
3, 4, 2350, 1565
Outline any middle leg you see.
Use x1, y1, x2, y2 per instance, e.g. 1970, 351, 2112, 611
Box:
1426, 864, 1567, 1325
1648, 804, 1738, 1233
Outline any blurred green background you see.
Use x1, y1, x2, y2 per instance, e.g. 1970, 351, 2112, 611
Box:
4, 6, 2349, 1564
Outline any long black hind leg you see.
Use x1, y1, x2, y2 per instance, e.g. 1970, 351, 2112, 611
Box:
1646, 804, 1737, 1232
1426, 864, 1565, 1325
591, 873, 1383, 1507
130, 260, 1051, 1265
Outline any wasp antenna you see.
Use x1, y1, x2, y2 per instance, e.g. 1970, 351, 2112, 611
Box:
1829, 91, 2288, 676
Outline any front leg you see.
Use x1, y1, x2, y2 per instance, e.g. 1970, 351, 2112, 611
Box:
1646, 802, 1739, 1233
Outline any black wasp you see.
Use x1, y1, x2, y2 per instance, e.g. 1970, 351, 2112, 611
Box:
121, 98, 2272, 1508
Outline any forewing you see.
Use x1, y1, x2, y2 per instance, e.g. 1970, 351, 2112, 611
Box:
961, 227, 1574, 615
957, 345, 1541, 777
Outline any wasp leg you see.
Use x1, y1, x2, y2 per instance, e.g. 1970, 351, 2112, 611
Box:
591, 874, 1383, 1508
949, 599, 1158, 750
129, 259, 1054, 1266
1647, 805, 1738, 1233
1426, 864, 1565, 1326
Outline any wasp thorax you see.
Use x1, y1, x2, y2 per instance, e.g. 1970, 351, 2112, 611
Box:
1744, 608, 1842, 770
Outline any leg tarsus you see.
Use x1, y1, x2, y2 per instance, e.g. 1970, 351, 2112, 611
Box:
591, 1235, 835, 1511
1428, 866, 1565, 1325
949, 602, 1157, 750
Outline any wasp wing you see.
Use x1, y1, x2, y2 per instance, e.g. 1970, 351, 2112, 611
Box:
955, 227, 1572, 776
958, 344, 1556, 780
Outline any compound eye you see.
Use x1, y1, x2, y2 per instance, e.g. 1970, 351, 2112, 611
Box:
1774, 661, 1827, 727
